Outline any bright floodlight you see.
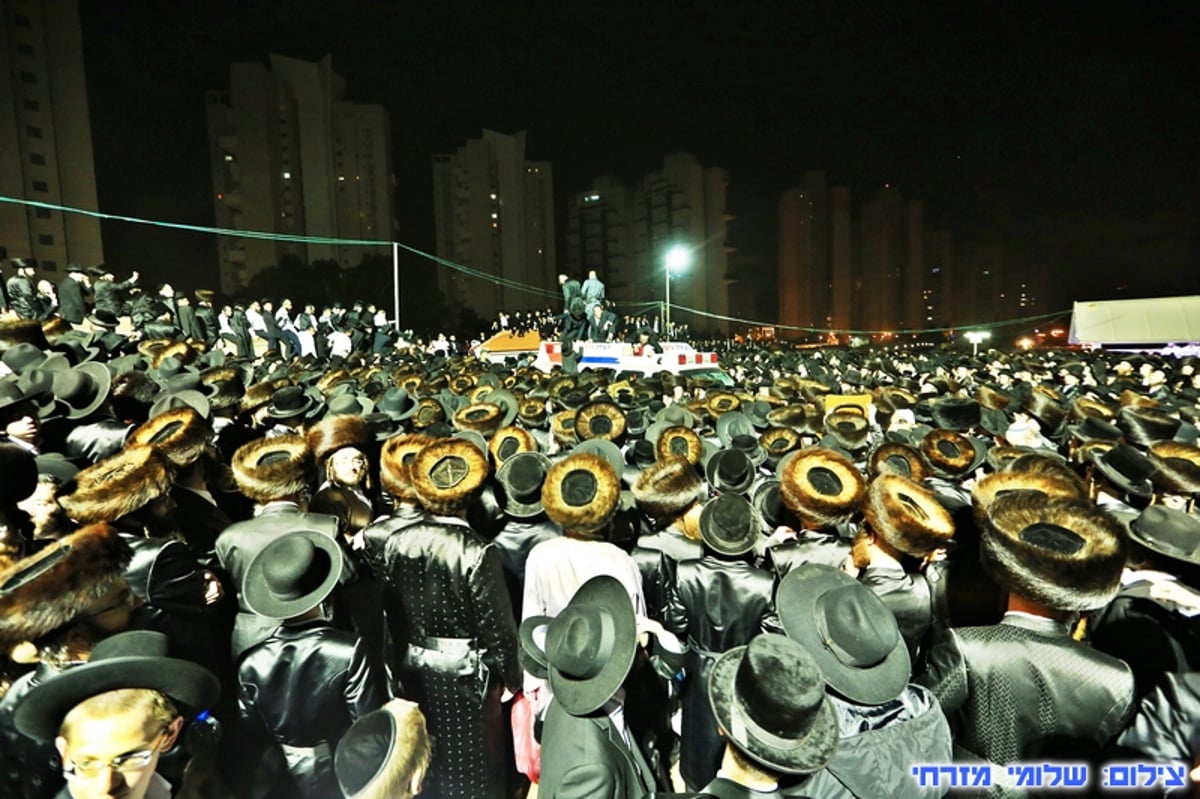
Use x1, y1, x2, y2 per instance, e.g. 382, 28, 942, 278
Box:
964, 330, 991, 344
666, 245, 691, 273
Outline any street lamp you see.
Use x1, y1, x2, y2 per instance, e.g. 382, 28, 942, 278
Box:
664, 244, 691, 338
964, 329, 991, 357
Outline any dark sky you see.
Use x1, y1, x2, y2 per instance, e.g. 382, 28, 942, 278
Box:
79, 1, 1199, 304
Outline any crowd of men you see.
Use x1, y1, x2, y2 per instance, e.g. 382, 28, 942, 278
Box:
1, 261, 1200, 799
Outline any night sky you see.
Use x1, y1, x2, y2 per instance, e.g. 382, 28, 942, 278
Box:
79, 1, 1198, 308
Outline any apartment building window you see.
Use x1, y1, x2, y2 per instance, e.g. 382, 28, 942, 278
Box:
13, 13, 32, 27
27, 125, 42, 139
23, 98, 39, 112
41, 261, 57, 272
38, 234, 54, 246
35, 208, 51, 219
18, 42, 34, 56
30, 153, 46, 166
20, 71, 37, 84
32, 180, 48, 192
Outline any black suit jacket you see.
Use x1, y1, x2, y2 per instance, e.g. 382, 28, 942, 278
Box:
57, 277, 87, 323
538, 700, 655, 799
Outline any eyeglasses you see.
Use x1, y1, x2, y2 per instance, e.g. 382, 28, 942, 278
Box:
63, 729, 168, 780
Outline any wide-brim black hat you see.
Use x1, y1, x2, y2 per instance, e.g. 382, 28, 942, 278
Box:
708, 634, 838, 775
496, 451, 552, 518
1091, 442, 1156, 498
14, 630, 220, 741
777, 563, 911, 705
243, 529, 344, 618
1128, 505, 1200, 566
524, 575, 636, 715
50, 361, 111, 420
699, 493, 759, 556
705, 447, 757, 495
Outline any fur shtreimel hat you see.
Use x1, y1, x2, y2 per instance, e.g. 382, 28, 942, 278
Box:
655, 425, 704, 466
411, 438, 488, 515
863, 474, 955, 557
1148, 441, 1200, 496
867, 441, 928, 482
1118, 405, 1181, 449
541, 452, 621, 535
232, 434, 313, 504
979, 494, 1126, 612
307, 413, 369, 465
971, 470, 1086, 517
60, 446, 175, 525
0, 523, 132, 650
127, 406, 212, 468
779, 447, 866, 528
930, 397, 981, 433
488, 425, 538, 467
575, 399, 627, 443
379, 434, 435, 502
920, 429, 987, 478
632, 455, 704, 520
453, 402, 504, 437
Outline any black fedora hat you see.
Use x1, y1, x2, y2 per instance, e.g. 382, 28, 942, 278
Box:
1091, 442, 1156, 499
495, 451, 553, 519
705, 447, 757, 495
523, 575, 636, 715
242, 529, 344, 619
50, 362, 111, 420
1128, 505, 1200, 566
14, 630, 220, 742
707, 634, 838, 775
777, 562, 911, 705
266, 385, 316, 420
376, 387, 418, 421
699, 493, 759, 557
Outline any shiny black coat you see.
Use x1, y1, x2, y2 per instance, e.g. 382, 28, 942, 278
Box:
662, 555, 776, 790
238, 619, 388, 798
918, 614, 1136, 764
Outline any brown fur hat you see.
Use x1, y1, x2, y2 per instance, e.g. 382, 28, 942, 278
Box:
823, 409, 870, 451
1023, 390, 1067, 435
541, 452, 621, 535
550, 409, 579, 447
0, 523, 132, 649
779, 447, 866, 528
60, 446, 175, 524
240, 377, 292, 415
655, 425, 704, 466
488, 425, 538, 467
1118, 405, 1181, 449
151, 341, 198, 369
454, 402, 503, 436
411, 437, 488, 515
976, 385, 1012, 412
1148, 440, 1200, 496
971, 470, 1087, 516
0, 318, 49, 350
920, 429, 986, 477
864, 474, 955, 557
632, 455, 705, 520
307, 413, 369, 465
127, 406, 213, 468
868, 441, 929, 482
379, 433, 436, 502
1069, 395, 1116, 422
978, 494, 1126, 612
766, 404, 811, 432
1005, 453, 1089, 499
575, 399, 627, 443
231, 434, 313, 504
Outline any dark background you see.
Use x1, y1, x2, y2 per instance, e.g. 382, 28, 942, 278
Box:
80, 1, 1199, 318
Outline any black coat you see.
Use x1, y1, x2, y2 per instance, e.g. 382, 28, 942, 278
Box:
537, 700, 655, 799
379, 515, 521, 799
662, 555, 775, 789
5, 276, 36, 319
918, 614, 1136, 764
238, 619, 389, 798
57, 277, 88, 323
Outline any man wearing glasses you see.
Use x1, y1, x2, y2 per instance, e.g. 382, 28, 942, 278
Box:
13, 630, 220, 799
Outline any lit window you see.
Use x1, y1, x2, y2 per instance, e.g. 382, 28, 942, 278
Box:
282, 171, 291, 179
337, 176, 346, 182
224, 154, 234, 162
490, 212, 498, 219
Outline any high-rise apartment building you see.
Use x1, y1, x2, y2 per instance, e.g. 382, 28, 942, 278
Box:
564, 176, 633, 297
432, 129, 555, 322
206, 54, 394, 294
778, 171, 830, 332
0, 0, 103, 276
629, 153, 733, 334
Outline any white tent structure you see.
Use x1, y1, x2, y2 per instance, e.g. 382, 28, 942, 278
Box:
1070, 295, 1200, 346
